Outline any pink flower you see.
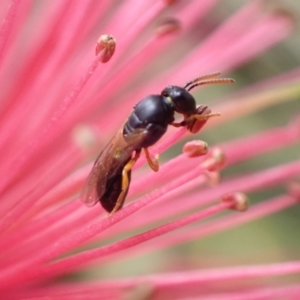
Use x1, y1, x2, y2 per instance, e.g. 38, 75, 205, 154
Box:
0, 1, 299, 299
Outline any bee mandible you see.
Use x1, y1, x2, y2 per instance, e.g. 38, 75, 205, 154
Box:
82, 72, 234, 215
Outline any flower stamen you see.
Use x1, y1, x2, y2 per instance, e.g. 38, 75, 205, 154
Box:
95, 34, 116, 63
201, 148, 226, 171
183, 140, 209, 158
222, 192, 249, 212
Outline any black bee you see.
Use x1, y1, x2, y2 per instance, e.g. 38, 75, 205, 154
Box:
82, 72, 234, 214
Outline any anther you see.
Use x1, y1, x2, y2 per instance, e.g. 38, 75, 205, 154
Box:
183, 140, 209, 158
222, 192, 249, 212
96, 34, 116, 63
201, 148, 226, 171
156, 18, 180, 37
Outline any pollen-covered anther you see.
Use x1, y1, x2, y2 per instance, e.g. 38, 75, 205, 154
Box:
204, 170, 221, 186
264, 1, 294, 20
201, 148, 226, 171
95, 34, 116, 63
183, 140, 209, 158
156, 18, 180, 37
72, 124, 97, 150
289, 115, 300, 138
222, 192, 249, 212
286, 181, 300, 201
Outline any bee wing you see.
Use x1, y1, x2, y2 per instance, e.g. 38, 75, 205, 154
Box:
81, 138, 116, 207
81, 127, 147, 207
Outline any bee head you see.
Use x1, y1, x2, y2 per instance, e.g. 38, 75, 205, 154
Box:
161, 85, 196, 115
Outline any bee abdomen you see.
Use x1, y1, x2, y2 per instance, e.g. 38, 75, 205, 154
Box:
97, 163, 131, 213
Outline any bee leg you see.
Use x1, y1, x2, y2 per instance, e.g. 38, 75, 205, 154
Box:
171, 112, 220, 127
184, 112, 220, 133
144, 148, 159, 172
170, 121, 183, 127
185, 112, 221, 124
109, 150, 141, 216
171, 110, 220, 133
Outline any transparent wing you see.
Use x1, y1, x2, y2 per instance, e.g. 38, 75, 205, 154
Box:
81, 127, 146, 207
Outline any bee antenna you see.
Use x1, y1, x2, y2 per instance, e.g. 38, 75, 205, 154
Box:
183, 72, 221, 90
186, 78, 235, 92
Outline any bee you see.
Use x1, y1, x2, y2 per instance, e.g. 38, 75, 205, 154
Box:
82, 72, 234, 215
